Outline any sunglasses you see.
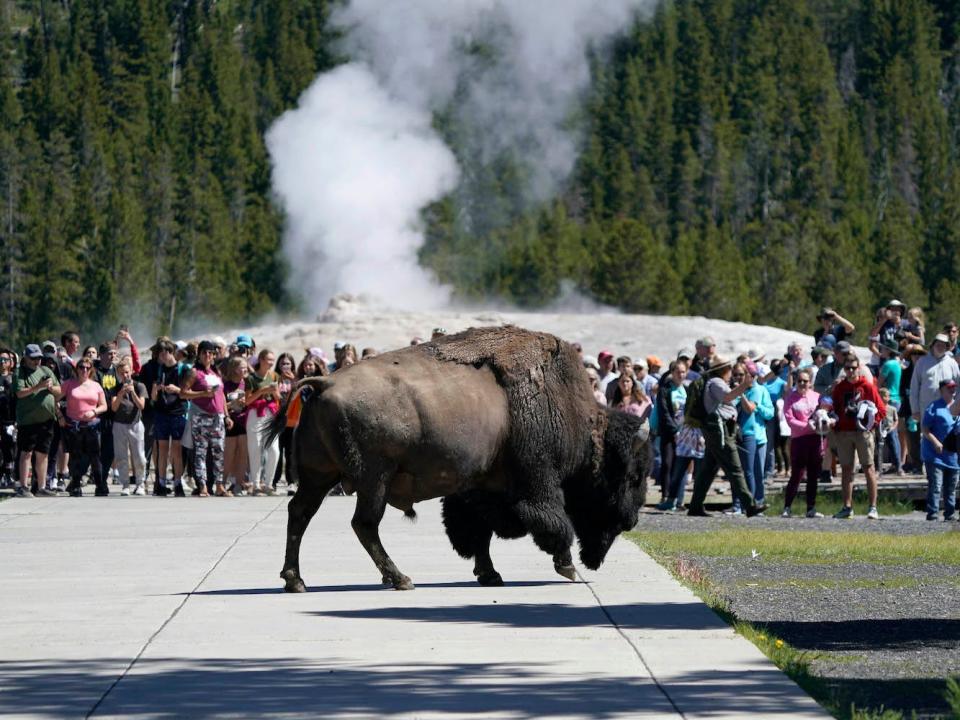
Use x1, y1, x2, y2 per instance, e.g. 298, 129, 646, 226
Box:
77, 365, 92, 371
844, 365, 859, 371
797, 378, 810, 383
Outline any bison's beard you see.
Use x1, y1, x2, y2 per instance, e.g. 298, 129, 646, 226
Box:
577, 527, 619, 570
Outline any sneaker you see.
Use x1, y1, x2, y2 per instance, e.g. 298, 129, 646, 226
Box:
780, 507, 792, 518
866, 506, 880, 520
927, 512, 938, 521
656, 499, 676, 511
120, 487, 131, 496
833, 506, 853, 519
36, 487, 57, 497
133, 485, 146, 496
944, 514, 955, 522
15, 486, 35, 498
805, 508, 824, 518
723, 507, 743, 516
287, 486, 297, 497
746, 503, 768, 518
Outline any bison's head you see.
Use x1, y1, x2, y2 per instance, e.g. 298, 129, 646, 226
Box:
566, 409, 649, 570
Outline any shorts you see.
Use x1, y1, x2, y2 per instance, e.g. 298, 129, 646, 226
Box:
153, 413, 187, 442
17, 420, 56, 455
833, 430, 875, 469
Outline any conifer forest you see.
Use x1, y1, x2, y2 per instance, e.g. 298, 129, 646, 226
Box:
1, 0, 959, 343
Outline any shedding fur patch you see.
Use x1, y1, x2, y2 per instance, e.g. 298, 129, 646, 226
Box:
430, 326, 560, 386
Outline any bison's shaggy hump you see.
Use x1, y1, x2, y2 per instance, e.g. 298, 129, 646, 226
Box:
428, 325, 565, 385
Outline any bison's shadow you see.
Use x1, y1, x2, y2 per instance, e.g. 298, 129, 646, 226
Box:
305, 600, 719, 631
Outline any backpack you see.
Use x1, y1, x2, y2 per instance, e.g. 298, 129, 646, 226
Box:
683, 376, 708, 428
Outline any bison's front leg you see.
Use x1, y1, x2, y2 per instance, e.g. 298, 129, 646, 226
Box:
442, 494, 503, 586
281, 477, 333, 593
552, 547, 577, 581
351, 473, 414, 590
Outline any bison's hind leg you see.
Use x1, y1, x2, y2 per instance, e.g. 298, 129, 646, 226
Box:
442, 494, 503, 587
350, 463, 415, 590
281, 470, 341, 593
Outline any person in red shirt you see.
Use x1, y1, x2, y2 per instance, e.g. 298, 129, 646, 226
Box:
831, 353, 886, 519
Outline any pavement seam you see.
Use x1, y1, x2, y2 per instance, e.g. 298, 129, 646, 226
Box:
85, 498, 287, 719
577, 566, 688, 719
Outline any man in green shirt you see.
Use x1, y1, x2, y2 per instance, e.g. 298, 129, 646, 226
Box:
14, 344, 62, 497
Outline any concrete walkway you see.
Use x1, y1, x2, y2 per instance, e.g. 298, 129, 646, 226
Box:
0, 496, 828, 719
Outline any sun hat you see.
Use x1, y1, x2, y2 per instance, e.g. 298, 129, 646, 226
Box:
887, 299, 907, 310
706, 354, 733, 375
932, 333, 951, 346
879, 337, 901, 356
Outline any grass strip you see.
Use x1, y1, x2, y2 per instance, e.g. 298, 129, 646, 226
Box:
630, 532, 958, 719
629, 527, 960, 565
764, 488, 917, 517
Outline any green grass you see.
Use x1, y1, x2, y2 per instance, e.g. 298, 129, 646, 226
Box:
735, 576, 955, 591
766, 488, 917, 517
629, 527, 960, 565
632, 528, 960, 719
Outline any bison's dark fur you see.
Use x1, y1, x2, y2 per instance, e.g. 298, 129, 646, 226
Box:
268, 326, 649, 591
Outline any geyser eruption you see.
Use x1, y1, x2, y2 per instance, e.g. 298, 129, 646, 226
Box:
267, 0, 651, 314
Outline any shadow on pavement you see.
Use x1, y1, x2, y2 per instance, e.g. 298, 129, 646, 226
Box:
0, 657, 821, 719
306, 601, 721, 631
761, 618, 960, 651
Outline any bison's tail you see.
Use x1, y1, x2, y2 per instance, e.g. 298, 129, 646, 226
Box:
262, 377, 330, 448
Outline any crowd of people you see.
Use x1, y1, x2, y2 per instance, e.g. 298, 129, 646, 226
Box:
2, 301, 958, 521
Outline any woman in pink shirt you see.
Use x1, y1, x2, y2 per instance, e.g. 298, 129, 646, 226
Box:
61, 359, 108, 497
612, 374, 653, 421
181, 341, 230, 497
781, 367, 824, 518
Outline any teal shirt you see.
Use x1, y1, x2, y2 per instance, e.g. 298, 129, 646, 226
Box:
879, 358, 902, 405
736, 383, 774, 443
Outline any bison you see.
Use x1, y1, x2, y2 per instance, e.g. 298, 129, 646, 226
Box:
267, 326, 649, 592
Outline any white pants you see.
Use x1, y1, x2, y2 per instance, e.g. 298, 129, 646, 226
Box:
246, 412, 279, 489
113, 420, 146, 488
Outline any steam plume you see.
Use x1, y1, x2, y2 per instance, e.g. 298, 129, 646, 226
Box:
267, 0, 650, 313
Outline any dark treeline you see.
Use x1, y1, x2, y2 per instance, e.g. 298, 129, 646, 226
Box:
3, 0, 960, 346
0, 0, 334, 345
423, 0, 960, 339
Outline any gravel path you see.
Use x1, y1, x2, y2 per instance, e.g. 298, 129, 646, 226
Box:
633, 510, 960, 719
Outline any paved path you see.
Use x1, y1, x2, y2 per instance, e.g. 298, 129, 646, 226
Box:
0, 496, 828, 719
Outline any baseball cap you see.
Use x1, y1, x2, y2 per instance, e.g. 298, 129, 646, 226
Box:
212, 335, 227, 347
646, 355, 663, 368
582, 355, 600, 371
334, 341, 346, 351
24, 343, 43, 359
634, 358, 648, 369
835, 341, 852, 353
677, 348, 694, 361
197, 340, 217, 353
699, 336, 716, 347
819, 334, 837, 350
42, 340, 57, 355
745, 346, 765, 361
174, 340, 187, 352
308, 347, 327, 361
236, 334, 253, 348
887, 299, 907, 310
597, 350, 614, 362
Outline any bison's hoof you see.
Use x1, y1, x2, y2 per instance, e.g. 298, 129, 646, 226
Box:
393, 576, 415, 591
281, 570, 307, 593
477, 571, 504, 587
554, 564, 577, 581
